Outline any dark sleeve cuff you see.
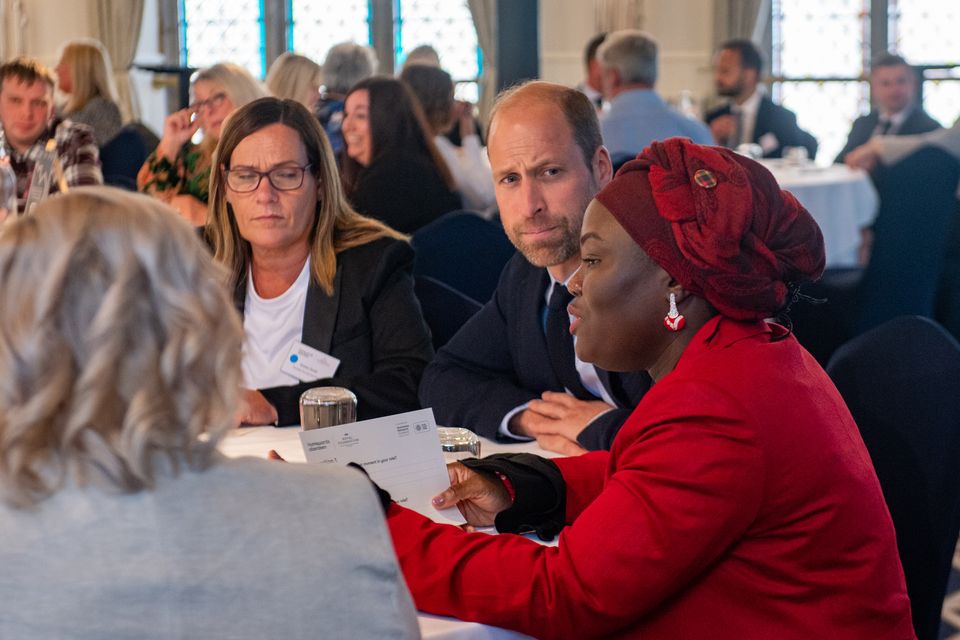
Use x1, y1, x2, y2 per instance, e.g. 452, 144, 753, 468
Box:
576, 407, 631, 451
460, 453, 565, 540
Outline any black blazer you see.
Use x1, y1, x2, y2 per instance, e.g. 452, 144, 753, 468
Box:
349, 149, 462, 234
419, 253, 652, 451
236, 237, 434, 425
707, 95, 818, 159
834, 107, 941, 163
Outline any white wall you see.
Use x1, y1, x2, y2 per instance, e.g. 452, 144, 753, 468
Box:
540, 0, 716, 116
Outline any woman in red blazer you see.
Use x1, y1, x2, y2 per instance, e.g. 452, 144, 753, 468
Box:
386, 138, 914, 639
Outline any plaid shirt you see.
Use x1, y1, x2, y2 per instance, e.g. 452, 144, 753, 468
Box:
1, 117, 103, 213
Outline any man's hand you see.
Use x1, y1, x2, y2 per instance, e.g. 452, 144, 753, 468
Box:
237, 388, 279, 426
509, 392, 611, 455
845, 139, 881, 171
709, 114, 738, 146
431, 461, 512, 528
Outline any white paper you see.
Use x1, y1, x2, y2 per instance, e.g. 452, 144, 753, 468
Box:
299, 408, 462, 525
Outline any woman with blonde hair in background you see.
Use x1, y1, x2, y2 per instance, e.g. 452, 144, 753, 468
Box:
266, 52, 322, 113
0, 186, 420, 640
55, 38, 123, 146
207, 96, 433, 427
138, 62, 266, 225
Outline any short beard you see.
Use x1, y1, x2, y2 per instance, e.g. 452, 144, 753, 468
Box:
509, 218, 581, 268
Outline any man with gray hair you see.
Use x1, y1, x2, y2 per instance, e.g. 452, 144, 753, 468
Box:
598, 29, 712, 160
318, 42, 378, 155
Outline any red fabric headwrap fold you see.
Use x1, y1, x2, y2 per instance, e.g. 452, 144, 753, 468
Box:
595, 138, 826, 320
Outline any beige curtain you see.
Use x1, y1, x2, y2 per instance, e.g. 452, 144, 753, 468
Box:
713, 0, 768, 47
468, 0, 497, 127
594, 0, 645, 33
1, 0, 27, 59
96, 0, 145, 122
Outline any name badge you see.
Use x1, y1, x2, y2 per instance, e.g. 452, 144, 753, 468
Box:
280, 342, 340, 382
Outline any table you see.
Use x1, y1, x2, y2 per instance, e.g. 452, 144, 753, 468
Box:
219, 426, 550, 640
761, 161, 879, 268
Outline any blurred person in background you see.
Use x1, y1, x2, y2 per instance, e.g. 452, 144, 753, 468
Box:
340, 77, 461, 233
55, 38, 123, 146
707, 39, 818, 160
401, 63, 495, 214
835, 53, 941, 164
137, 62, 266, 225
318, 42, 378, 156
266, 52, 322, 114
0, 57, 102, 215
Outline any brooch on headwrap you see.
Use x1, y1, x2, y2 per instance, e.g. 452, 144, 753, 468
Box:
693, 169, 717, 189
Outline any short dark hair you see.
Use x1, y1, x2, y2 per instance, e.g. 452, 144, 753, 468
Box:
584, 32, 607, 67
871, 52, 909, 73
0, 56, 55, 91
720, 39, 764, 74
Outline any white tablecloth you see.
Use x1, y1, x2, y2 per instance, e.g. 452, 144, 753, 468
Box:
219, 427, 549, 640
761, 162, 879, 268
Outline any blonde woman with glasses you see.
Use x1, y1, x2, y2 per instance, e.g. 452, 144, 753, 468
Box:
206, 96, 433, 427
55, 38, 123, 146
0, 187, 420, 640
138, 62, 266, 225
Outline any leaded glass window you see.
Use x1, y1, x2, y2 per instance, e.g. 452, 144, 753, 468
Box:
290, 0, 371, 66
397, 0, 480, 102
179, 0, 265, 78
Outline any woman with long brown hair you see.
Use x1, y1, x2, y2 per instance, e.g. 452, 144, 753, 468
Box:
340, 77, 461, 232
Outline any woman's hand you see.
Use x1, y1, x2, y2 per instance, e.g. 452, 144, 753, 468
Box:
431, 462, 512, 528
238, 388, 279, 426
156, 108, 201, 161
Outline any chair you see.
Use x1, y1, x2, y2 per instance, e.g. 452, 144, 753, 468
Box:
411, 210, 515, 304
826, 316, 960, 640
793, 147, 960, 364
413, 275, 483, 350
99, 124, 152, 191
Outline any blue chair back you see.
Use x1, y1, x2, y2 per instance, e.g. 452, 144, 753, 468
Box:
411, 210, 515, 304
413, 275, 483, 350
827, 316, 960, 640
99, 124, 151, 191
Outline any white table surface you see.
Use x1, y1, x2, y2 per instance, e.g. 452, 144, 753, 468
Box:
218, 426, 551, 640
761, 161, 879, 268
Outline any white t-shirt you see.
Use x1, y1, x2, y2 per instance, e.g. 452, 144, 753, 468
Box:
241, 258, 311, 389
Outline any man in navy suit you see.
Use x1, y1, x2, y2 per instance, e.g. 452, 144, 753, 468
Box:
419, 81, 651, 455
706, 39, 818, 160
835, 53, 941, 164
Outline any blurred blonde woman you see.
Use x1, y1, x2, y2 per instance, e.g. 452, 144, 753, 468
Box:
137, 62, 266, 225
266, 52, 322, 112
0, 187, 420, 640
55, 38, 123, 145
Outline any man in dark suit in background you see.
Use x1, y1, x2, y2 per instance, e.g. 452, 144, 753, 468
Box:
419, 81, 651, 455
835, 53, 941, 164
706, 39, 818, 160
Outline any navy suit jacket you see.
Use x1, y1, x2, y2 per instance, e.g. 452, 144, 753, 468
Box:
834, 107, 941, 163
419, 253, 652, 450
707, 95, 818, 159
236, 237, 434, 425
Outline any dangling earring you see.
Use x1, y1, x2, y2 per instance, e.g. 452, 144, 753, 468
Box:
663, 292, 685, 332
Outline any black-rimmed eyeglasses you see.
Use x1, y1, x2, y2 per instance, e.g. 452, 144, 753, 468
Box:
223, 165, 313, 193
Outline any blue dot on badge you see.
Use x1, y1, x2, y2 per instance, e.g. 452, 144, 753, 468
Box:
290, 354, 299, 363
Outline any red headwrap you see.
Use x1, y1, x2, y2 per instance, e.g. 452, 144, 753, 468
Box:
595, 138, 825, 320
